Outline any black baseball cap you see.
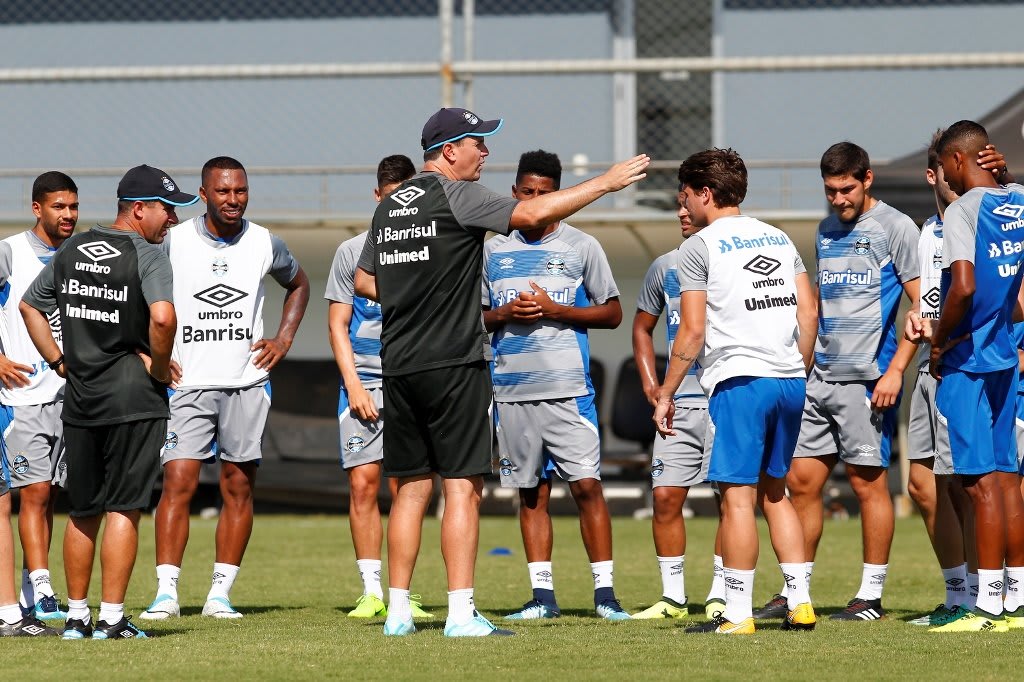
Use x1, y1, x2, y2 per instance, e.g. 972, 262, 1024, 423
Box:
117, 165, 199, 207
421, 108, 504, 152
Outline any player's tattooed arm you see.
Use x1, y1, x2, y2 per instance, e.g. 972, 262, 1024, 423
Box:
671, 350, 698, 363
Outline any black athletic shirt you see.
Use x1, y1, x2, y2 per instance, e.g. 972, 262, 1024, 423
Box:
357, 172, 517, 375
22, 225, 174, 426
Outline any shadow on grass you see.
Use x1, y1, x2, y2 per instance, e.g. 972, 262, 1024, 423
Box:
176, 605, 302, 617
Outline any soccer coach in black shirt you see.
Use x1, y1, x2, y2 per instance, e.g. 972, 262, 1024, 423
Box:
355, 107, 649, 637
21, 165, 196, 640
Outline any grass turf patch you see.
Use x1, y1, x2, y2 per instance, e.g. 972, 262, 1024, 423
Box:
2, 513, 1016, 680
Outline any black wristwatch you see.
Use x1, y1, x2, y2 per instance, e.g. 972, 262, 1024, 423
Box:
47, 355, 64, 370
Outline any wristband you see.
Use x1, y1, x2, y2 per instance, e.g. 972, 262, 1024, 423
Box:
47, 355, 64, 370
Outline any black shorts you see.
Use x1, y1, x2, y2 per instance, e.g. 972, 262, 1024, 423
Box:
64, 419, 166, 517
383, 361, 493, 478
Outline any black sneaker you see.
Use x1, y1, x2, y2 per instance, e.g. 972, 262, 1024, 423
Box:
92, 616, 148, 639
752, 593, 788, 619
829, 597, 884, 621
62, 618, 94, 640
0, 616, 59, 637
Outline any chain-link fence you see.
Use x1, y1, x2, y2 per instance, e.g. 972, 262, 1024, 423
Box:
1, 1, 1023, 223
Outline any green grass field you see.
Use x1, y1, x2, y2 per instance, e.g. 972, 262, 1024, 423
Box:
3, 512, 1018, 680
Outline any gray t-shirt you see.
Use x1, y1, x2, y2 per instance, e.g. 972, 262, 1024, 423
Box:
636, 250, 706, 407
0, 230, 58, 287
325, 231, 382, 386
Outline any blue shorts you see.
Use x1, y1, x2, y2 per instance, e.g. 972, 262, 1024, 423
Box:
936, 367, 1017, 476
707, 376, 806, 484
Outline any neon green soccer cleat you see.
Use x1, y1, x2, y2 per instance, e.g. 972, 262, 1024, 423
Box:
632, 599, 687, 619
348, 594, 387, 618
929, 608, 1008, 633
410, 594, 434, 619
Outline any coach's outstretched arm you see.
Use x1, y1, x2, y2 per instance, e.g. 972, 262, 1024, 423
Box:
508, 155, 650, 230
653, 289, 706, 437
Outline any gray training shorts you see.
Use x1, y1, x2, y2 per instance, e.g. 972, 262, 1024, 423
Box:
1, 401, 65, 488
793, 371, 896, 468
907, 371, 953, 475
338, 386, 384, 470
652, 405, 710, 488
162, 384, 271, 465
496, 397, 601, 489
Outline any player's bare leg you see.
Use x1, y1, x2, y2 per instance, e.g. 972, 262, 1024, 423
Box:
569, 478, 628, 619
847, 463, 895, 565
154, 459, 202, 566
786, 455, 835, 561
349, 462, 384, 561
199, 460, 256, 619
519, 481, 553, 563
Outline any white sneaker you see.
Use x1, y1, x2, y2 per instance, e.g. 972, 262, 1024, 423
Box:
139, 595, 180, 620
202, 597, 243, 619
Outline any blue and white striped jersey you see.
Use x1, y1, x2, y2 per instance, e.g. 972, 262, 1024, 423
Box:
941, 183, 1024, 374
483, 222, 618, 402
636, 250, 706, 407
325, 231, 382, 387
814, 200, 919, 380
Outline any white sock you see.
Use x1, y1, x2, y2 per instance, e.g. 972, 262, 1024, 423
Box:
722, 567, 755, 623
0, 603, 22, 624
968, 572, 979, 609
447, 588, 475, 625
780, 563, 810, 609
528, 561, 554, 592
356, 559, 384, 599
805, 561, 815, 594
657, 555, 685, 604
207, 563, 239, 601
29, 569, 56, 599
977, 568, 1004, 616
854, 563, 887, 601
388, 588, 411, 621
590, 561, 614, 590
707, 555, 725, 602
18, 569, 33, 608
1005, 566, 1024, 612
67, 598, 90, 623
156, 564, 180, 601
98, 602, 124, 624
942, 563, 968, 608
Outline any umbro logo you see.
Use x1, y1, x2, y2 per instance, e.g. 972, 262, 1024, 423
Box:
670, 563, 683, 574
22, 624, 46, 635
390, 186, 425, 208
499, 257, 515, 269
922, 287, 941, 310
988, 580, 1004, 591
993, 204, 1024, 220
77, 240, 121, 262
725, 577, 742, 585
537, 571, 553, 579
946, 578, 965, 587
856, 444, 876, 453
743, 254, 781, 277
871, 574, 886, 582
193, 284, 248, 309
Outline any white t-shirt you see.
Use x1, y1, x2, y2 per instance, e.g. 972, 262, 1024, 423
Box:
676, 214, 807, 395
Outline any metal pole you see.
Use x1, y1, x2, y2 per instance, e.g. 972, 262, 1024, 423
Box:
463, 0, 475, 111
439, 0, 455, 108
711, 0, 725, 148
611, 0, 636, 210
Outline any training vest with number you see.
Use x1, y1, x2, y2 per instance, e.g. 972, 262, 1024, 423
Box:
168, 218, 272, 389
0, 232, 64, 406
